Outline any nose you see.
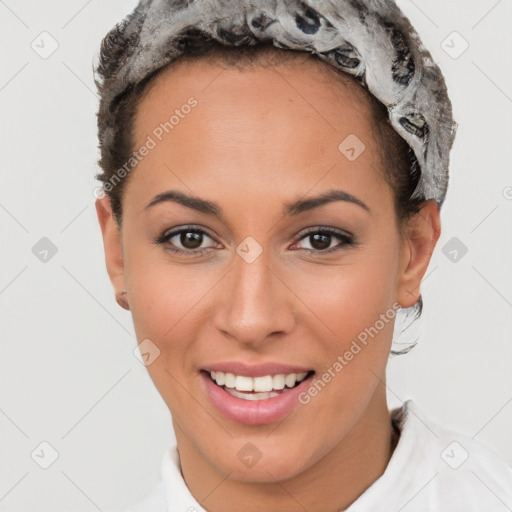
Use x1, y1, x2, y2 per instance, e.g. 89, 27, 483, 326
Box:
213, 251, 296, 347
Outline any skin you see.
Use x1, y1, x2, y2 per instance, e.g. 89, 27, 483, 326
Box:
96, 54, 440, 511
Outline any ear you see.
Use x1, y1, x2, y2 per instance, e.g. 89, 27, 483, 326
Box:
396, 199, 441, 308
95, 196, 130, 310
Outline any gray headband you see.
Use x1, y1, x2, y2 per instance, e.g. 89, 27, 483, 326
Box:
95, 0, 457, 207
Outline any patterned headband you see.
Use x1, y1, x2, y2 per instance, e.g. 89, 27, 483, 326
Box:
95, 0, 458, 207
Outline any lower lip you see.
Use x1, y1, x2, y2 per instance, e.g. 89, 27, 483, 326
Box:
200, 371, 314, 426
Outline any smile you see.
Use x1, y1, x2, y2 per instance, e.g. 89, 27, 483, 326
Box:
208, 370, 312, 400
199, 367, 316, 425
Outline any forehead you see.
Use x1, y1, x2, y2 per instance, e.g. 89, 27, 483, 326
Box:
126, 56, 389, 215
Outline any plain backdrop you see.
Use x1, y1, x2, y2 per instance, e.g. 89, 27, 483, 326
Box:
1, 1, 511, 510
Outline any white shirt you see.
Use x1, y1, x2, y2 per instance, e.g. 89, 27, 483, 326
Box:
124, 400, 512, 511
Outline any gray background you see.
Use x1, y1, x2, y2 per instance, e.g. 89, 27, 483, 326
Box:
1, 0, 511, 510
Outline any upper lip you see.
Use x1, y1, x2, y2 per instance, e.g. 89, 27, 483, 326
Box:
201, 361, 314, 378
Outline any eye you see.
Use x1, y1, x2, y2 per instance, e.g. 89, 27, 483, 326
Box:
153, 225, 218, 256
154, 225, 355, 257
292, 227, 354, 253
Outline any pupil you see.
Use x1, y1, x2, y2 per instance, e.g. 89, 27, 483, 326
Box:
311, 233, 330, 250
182, 231, 202, 249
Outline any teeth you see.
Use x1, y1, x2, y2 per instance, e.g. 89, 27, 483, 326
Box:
214, 371, 224, 386
226, 388, 281, 401
211, 370, 310, 392
272, 374, 285, 390
224, 373, 236, 388
235, 375, 253, 391
285, 373, 297, 388
254, 375, 273, 392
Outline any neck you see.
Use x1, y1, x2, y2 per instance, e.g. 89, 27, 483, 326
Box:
175, 384, 395, 512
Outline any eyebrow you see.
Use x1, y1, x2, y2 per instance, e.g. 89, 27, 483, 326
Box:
144, 188, 370, 217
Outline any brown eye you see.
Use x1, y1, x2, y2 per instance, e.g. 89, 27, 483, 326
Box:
308, 233, 333, 250
155, 226, 218, 256
166, 229, 214, 251
294, 228, 354, 253
178, 231, 204, 250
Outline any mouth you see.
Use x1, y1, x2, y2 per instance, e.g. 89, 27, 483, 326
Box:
202, 369, 315, 401
199, 367, 316, 425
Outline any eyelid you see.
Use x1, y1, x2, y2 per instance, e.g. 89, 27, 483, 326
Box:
296, 225, 354, 240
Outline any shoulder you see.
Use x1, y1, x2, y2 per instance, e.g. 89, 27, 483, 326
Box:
348, 400, 512, 512
416, 403, 512, 510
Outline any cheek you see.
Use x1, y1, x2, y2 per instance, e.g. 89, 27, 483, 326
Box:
290, 245, 400, 342
127, 259, 205, 345
284, 238, 401, 394
122, 236, 187, 342
290, 258, 399, 424
125, 257, 210, 411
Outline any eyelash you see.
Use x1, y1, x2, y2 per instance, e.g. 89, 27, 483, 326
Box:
153, 225, 355, 257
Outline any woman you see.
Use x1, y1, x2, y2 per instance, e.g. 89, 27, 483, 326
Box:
94, 1, 512, 510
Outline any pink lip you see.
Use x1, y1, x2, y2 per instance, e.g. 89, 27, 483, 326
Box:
202, 361, 313, 378
199, 370, 315, 426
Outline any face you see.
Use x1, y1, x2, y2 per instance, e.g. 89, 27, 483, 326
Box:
96, 55, 439, 483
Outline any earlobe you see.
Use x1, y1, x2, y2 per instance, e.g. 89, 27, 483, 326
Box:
95, 196, 130, 310
396, 200, 441, 308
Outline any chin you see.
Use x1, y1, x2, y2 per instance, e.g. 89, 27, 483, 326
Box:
208, 438, 318, 484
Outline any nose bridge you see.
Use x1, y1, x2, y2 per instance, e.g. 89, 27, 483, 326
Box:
213, 248, 294, 345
